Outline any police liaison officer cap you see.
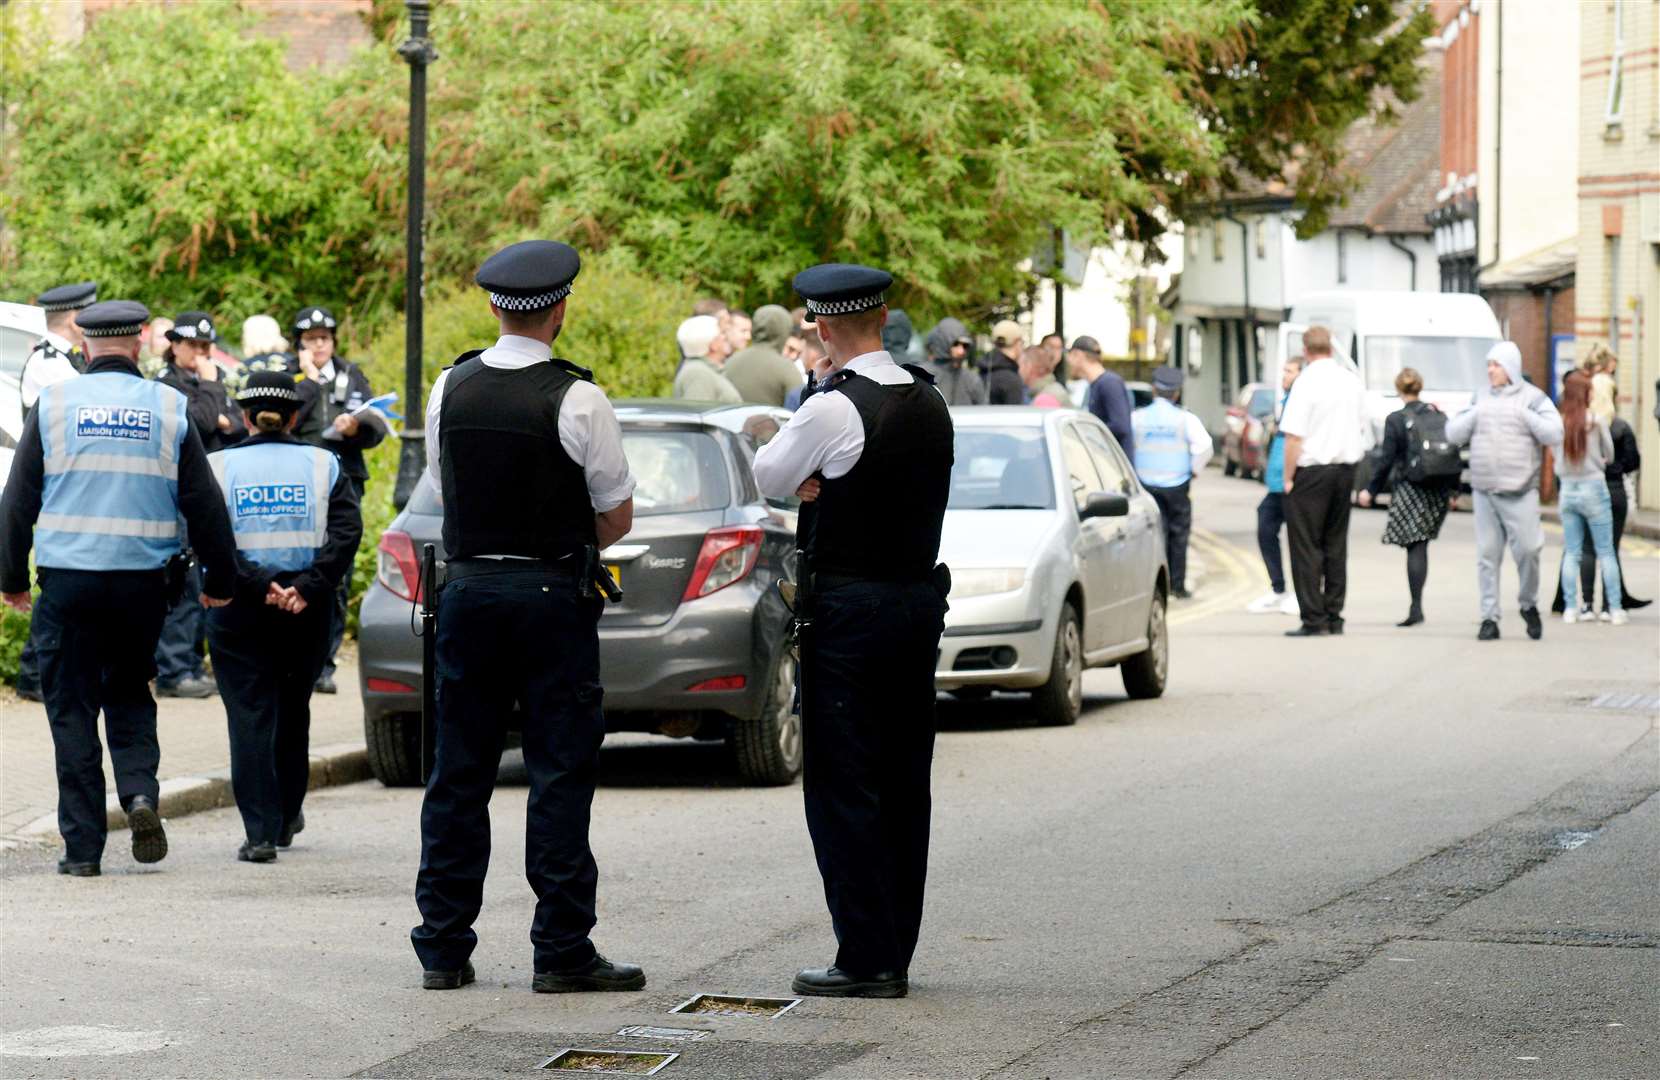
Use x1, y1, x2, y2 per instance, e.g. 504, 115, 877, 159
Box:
37, 281, 98, 313
475, 240, 581, 312
292, 306, 337, 336
792, 263, 893, 323
165, 310, 218, 343
236, 370, 304, 412
1151, 365, 1184, 391
74, 299, 151, 338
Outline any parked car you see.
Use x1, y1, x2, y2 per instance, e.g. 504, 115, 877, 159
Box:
357, 401, 803, 786
936, 406, 1169, 725
1125, 380, 1154, 410
0, 301, 47, 448
1222, 381, 1275, 479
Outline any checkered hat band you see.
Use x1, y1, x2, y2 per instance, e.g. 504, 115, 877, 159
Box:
804, 292, 886, 317
238, 386, 301, 404
42, 300, 92, 313
489, 286, 572, 312
82, 323, 144, 337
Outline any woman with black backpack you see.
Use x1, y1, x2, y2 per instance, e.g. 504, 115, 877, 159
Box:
1358, 368, 1460, 627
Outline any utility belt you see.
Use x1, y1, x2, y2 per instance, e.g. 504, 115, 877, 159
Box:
816, 567, 949, 594
444, 547, 622, 602
163, 550, 197, 606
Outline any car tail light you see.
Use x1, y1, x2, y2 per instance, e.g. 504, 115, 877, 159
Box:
367, 677, 416, 693
687, 675, 746, 692
682, 526, 763, 601
377, 529, 422, 603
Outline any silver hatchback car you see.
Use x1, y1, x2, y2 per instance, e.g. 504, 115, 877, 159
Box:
936, 407, 1169, 724
357, 401, 803, 786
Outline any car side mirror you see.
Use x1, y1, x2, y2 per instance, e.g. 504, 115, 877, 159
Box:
1081, 492, 1129, 520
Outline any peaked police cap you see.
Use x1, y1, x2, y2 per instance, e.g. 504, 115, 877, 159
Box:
475, 240, 581, 312
74, 300, 150, 338
792, 263, 893, 322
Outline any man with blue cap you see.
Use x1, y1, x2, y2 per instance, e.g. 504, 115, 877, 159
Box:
753, 262, 954, 999
1132, 365, 1213, 599
413, 240, 643, 995
0, 300, 239, 877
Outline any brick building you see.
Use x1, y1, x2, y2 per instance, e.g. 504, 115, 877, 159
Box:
1576, 0, 1660, 511
36, 0, 372, 72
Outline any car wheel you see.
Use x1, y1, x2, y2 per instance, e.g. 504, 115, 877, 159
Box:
731, 646, 803, 785
1121, 588, 1169, 700
1223, 458, 1238, 477
1031, 602, 1082, 726
365, 712, 423, 787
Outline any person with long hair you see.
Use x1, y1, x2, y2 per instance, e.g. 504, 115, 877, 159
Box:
1358, 368, 1457, 626
1553, 370, 1626, 624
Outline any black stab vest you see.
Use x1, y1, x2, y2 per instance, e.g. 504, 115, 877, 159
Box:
808, 367, 953, 581
439, 354, 597, 561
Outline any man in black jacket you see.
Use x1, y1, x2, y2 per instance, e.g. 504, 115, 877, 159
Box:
290, 306, 385, 693
981, 319, 1026, 405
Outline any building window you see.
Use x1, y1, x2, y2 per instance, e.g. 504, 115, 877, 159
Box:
1254, 219, 1266, 258
1606, 0, 1625, 128
1187, 227, 1198, 260
1212, 223, 1225, 262
1337, 231, 1348, 284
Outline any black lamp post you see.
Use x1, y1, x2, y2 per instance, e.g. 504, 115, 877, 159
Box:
393, 0, 437, 511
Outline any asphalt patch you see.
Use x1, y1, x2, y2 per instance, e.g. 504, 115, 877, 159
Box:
354, 1031, 871, 1079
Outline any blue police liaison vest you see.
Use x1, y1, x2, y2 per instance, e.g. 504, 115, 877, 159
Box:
35, 374, 189, 571
208, 441, 337, 573
1132, 398, 1192, 489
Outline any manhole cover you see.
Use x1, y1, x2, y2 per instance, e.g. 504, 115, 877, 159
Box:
538, 1048, 678, 1074
615, 1027, 710, 1043
669, 993, 802, 1019
1588, 691, 1660, 712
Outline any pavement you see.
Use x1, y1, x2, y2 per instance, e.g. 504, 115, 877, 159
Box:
1541, 501, 1660, 541
0, 469, 1655, 1079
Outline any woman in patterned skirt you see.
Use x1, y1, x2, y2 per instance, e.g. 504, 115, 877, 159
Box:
1358, 368, 1455, 627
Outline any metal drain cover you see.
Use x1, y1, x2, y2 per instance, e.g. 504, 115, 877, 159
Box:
539, 1047, 678, 1074
1588, 691, 1660, 712
615, 1026, 710, 1042
669, 993, 802, 1019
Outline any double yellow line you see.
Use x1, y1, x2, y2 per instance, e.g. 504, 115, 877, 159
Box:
1170, 527, 1260, 628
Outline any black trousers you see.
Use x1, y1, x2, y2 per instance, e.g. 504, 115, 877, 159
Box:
32, 567, 169, 863
803, 578, 947, 976
412, 569, 605, 974
154, 560, 205, 685
321, 475, 367, 675
208, 600, 330, 845
1256, 492, 1287, 593
1285, 463, 1355, 630
1147, 482, 1193, 591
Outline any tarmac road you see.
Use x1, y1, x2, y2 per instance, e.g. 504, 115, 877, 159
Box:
1, 471, 1655, 1080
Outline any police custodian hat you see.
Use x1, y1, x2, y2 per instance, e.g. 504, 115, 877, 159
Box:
166, 311, 218, 343
476, 240, 581, 312
1151, 365, 1184, 391
37, 281, 98, 313
237, 370, 304, 413
74, 300, 150, 338
293, 305, 338, 337
793, 263, 892, 322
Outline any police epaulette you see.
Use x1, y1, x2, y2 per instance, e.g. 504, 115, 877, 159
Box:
551, 357, 594, 383
900, 362, 937, 386
446, 349, 487, 372
821, 369, 856, 392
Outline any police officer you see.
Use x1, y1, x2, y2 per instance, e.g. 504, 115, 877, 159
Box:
289, 305, 384, 694
13, 282, 97, 703
412, 240, 642, 994
752, 263, 954, 999
1131, 365, 1213, 600
0, 300, 238, 876
206, 372, 362, 863
153, 311, 245, 699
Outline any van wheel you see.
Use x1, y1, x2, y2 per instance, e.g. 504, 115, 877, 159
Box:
366, 712, 423, 787
1122, 590, 1169, 699
731, 646, 802, 785
1031, 603, 1082, 726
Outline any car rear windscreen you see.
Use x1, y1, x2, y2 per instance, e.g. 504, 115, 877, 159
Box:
625, 430, 730, 516
1363, 336, 1497, 393
949, 428, 1055, 510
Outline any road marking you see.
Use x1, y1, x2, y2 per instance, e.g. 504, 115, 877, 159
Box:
0, 1026, 185, 1057
1171, 528, 1258, 628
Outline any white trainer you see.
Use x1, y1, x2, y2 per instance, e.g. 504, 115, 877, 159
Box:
1279, 594, 1300, 617
1563, 609, 1579, 624
1610, 610, 1629, 626
1246, 591, 1287, 614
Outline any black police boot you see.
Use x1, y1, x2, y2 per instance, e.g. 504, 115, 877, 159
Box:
1521, 607, 1543, 640
278, 811, 305, 849
532, 954, 646, 993
16, 682, 43, 703
792, 966, 908, 999
126, 796, 168, 864
1284, 625, 1328, 638
237, 840, 277, 863
1477, 620, 1500, 641
314, 670, 337, 695
423, 962, 475, 991
1171, 586, 1192, 600
57, 859, 100, 877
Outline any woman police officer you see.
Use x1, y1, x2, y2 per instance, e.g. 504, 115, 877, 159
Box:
206, 371, 362, 863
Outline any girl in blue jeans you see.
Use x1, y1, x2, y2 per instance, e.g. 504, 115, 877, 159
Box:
1554, 372, 1625, 624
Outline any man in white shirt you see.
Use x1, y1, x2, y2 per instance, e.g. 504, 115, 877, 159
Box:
18, 282, 94, 416
1279, 325, 1367, 636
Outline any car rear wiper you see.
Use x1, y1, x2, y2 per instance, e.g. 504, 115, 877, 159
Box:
971, 503, 1046, 510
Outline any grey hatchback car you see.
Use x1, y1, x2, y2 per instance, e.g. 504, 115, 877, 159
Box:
357, 401, 802, 786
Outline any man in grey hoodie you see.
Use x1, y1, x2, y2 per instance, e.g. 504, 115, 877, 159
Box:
1447, 341, 1563, 641
921, 318, 987, 405
724, 304, 802, 406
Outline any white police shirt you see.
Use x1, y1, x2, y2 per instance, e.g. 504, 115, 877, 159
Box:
424, 334, 636, 513
21, 330, 79, 411
752, 350, 921, 498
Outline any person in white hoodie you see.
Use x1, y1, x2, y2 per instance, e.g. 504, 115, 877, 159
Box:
1446, 341, 1563, 641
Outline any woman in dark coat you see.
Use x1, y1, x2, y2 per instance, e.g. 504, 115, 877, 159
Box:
1357, 368, 1455, 627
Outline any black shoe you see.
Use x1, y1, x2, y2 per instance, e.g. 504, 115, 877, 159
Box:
237, 840, 277, 863
1521, 607, 1543, 640
423, 961, 475, 991
1171, 587, 1192, 600
1478, 620, 1500, 641
532, 953, 646, 993
278, 811, 305, 849
1284, 625, 1328, 637
314, 671, 337, 695
57, 859, 100, 877
156, 676, 215, 699
127, 796, 168, 864
1327, 621, 1345, 636
791, 966, 908, 999
1397, 610, 1424, 628
16, 683, 43, 703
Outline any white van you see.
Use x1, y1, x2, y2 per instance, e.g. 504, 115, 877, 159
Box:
1279, 290, 1501, 486
0, 300, 48, 452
